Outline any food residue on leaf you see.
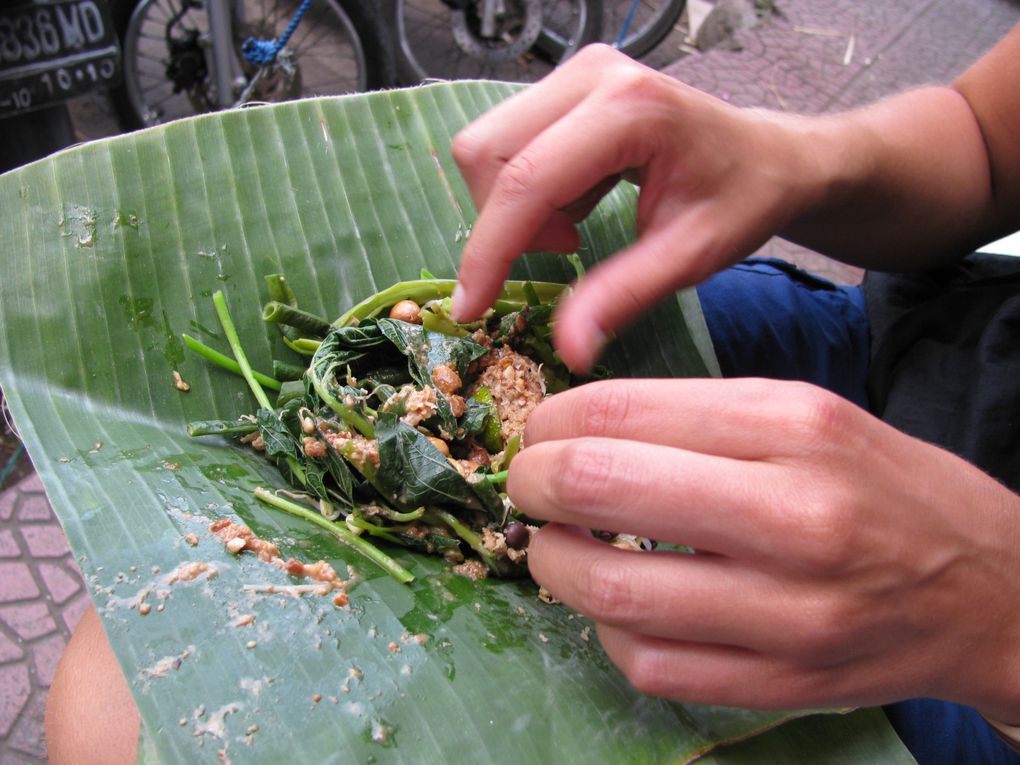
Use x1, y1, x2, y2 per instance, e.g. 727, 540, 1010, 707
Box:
452, 559, 487, 581
210, 519, 351, 605
167, 561, 217, 584
173, 371, 191, 392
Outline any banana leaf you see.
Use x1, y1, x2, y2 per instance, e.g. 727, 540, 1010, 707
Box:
0, 83, 913, 764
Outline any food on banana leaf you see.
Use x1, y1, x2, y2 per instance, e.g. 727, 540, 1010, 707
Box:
185, 269, 602, 583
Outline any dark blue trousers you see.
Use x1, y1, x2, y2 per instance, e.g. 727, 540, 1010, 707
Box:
697, 259, 1018, 765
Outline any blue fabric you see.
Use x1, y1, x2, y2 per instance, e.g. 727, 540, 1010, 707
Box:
885, 699, 1020, 765
696, 258, 870, 407
696, 258, 1020, 764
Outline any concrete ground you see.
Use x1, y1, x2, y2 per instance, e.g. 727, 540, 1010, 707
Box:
2, 1, 1019, 761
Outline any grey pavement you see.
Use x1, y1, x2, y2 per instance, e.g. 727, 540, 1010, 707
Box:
3, 1, 1019, 761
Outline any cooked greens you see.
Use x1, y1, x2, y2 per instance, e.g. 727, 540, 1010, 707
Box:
187, 273, 577, 582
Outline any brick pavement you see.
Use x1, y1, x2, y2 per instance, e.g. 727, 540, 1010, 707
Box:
4, 2, 1020, 760
0, 473, 90, 764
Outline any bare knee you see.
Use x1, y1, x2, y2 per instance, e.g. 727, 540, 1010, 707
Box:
45, 605, 140, 765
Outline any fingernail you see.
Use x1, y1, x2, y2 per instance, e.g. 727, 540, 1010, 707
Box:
451, 283, 470, 321
567, 315, 607, 374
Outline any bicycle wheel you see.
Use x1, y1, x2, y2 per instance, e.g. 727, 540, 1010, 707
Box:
605, 0, 685, 58
111, 0, 394, 129
539, 0, 684, 60
394, 0, 601, 84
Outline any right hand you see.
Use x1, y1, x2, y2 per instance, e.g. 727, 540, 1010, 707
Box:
451, 44, 825, 371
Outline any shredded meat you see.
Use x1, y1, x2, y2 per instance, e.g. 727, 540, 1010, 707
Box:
302, 437, 327, 458
210, 519, 280, 562
452, 559, 488, 581
283, 558, 345, 586
470, 346, 546, 442
324, 433, 379, 469
384, 384, 438, 427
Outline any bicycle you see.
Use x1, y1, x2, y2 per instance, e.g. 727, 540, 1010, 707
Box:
543, 0, 687, 61
110, 0, 396, 130
391, 0, 602, 84
390, 0, 686, 85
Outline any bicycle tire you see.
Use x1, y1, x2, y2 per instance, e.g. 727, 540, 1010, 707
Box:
609, 0, 685, 59
391, 0, 601, 85
539, 0, 685, 60
109, 0, 395, 130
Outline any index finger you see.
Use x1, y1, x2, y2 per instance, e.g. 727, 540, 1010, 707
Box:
451, 45, 615, 210
453, 84, 655, 321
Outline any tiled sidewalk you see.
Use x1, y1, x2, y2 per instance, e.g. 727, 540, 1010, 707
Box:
0, 473, 89, 764
3, 1, 1020, 761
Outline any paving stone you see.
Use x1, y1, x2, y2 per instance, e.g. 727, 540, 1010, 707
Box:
0, 751, 47, 764
0, 751, 46, 765
19, 525, 69, 558
0, 563, 39, 602
15, 474, 43, 494
37, 562, 81, 605
0, 630, 23, 662
60, 591, 90, 635
0, 529, 20, 558
6, 692, 47, 758
0, 603, 57, 641
13, 495, 51, 523
0, 490, 14, 522
0, 663, 30, 738
31, 632, 66, 687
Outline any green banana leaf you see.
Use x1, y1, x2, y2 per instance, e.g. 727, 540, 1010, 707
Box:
0, 83, 913, 764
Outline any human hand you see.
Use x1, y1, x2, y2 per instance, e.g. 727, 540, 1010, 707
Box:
510, 378, 1020, 718
451, 45, 823, 372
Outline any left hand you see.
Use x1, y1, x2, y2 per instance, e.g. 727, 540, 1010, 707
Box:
511, 378, 1020, 717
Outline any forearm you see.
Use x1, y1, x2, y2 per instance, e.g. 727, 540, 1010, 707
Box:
780, 86, 995, 269
780, 24, 1020, 270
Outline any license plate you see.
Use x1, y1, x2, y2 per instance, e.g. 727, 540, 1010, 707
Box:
0, 0, 121, 119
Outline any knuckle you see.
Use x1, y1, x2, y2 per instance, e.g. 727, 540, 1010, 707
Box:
497, 151, 542, 205
572, 42, 627, 69
578, 381, 632, 436
578, 556, 640, 623
785, 383, 852, 454
548, 440, 617, 512
788, 598, 853, 665
621, 651, 673, 698
450, 128, 485, 170
577, 41, 615, 60
784, 489, 859, 576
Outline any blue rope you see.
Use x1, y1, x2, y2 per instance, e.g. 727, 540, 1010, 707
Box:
242, 0, 313, 66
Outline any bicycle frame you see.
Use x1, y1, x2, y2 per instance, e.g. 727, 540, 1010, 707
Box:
205, 0, 240, 109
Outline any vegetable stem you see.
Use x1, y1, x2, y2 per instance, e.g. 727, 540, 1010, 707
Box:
428, 508, 499, 572
182, 334, 281, 391
262, 301, 331, 337
255, 487, 414, 583
212, 291, 273, 411
334, 279, 568, 328
187, 419, 259, 437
